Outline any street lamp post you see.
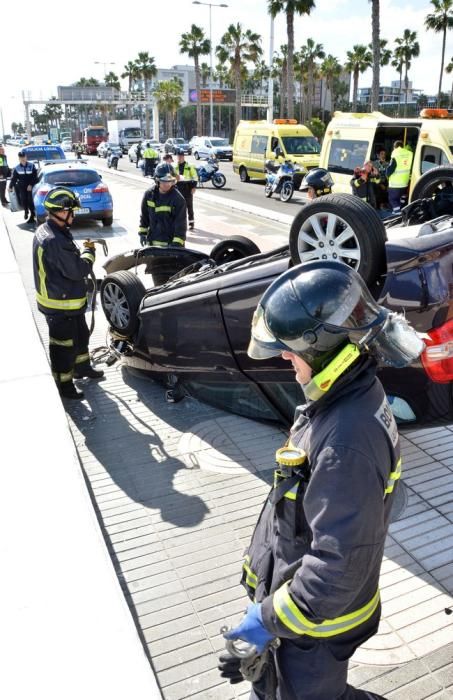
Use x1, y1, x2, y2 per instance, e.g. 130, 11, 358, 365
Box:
94, 61, 115, 81
192, 1, 228, 136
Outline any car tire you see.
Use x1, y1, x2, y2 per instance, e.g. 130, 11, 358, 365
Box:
239, 166, 250, 183
280, 181, 294, 202
100, 271, 145, 336
102, 216, 113, 227
411, 165, 453, 201
289, 194, 386, 285
194, 151, 200, 160
212, 173, 226, 188
210, 235, 260, 264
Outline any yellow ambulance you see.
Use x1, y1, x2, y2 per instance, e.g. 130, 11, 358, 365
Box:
233, 119, 320, 182
320, 109, 453, 200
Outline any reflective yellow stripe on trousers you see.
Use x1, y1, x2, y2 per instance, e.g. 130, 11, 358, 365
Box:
273, 582, 380, 637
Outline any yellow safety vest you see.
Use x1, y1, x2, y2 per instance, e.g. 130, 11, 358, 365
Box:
388, 147, 413, 188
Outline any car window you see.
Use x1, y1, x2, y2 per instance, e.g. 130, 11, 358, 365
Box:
327, 138, 369, 174
44, 170, 100, 186
25, 148, 64, 161
281, 136, 320, 155
205, 140, 211, 147
421, 145, 450, 174
251, 135, 268, 154
210, 138, 229, 147
184, 380, 280, 422
175, 138, 185, 144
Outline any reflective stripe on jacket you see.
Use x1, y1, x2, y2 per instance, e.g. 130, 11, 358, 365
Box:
242, 358, 400, 645
388, 147, 413, 188
32, 220, 93, 316
138, 185, 187, 246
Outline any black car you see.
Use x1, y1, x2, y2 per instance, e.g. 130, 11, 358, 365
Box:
100, 195, 453, 429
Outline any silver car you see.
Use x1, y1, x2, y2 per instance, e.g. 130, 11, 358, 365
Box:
192, 136, 233, 161
128, 140, 162, 162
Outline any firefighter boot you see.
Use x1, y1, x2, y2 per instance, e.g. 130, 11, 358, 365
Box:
74, 366, 105, 379
59, 381, 85, 400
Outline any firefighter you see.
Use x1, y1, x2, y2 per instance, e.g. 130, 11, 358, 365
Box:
9, 150, 38, 223
32, 187, 104, 401
300, 168, 333, 200
142, 141, 159, 177
350, 161, 381, 209
219, 260, 425, 700
386, 140, 414, 214
174, 147, 198, 229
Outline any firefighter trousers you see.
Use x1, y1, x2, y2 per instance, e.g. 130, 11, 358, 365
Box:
45, 314, 90, 385
250, 637, 383, 700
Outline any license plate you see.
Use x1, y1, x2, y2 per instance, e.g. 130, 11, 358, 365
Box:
75, 208, 90, 215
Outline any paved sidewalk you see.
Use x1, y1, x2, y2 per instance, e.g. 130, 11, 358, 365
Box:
5, 203, 453, 699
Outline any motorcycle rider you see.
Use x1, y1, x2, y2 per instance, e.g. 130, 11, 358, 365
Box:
175, 147, 198, 230
219, 260, 425, 700
32, 187, 104, 401
300, 168, 334, 200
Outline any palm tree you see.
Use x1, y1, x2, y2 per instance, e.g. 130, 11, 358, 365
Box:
75, 77, 100, 87
299, 38, 325, 120
268, 0, 315, 119
345, 45, 373, 111
294, 50, 308, 122
253, 60, 270, 96
391, 48, 404, 113
200, 62, 211, 88
216, 23, 262, 128
121, 60, 140, 118
425, 0, 453, 102
271, 45, 288, 117
134, 52, 157, 137
445, 56, 453, 106
369, 0, 381, 111
394, 29, 420, 116
105, 71, 120, 91
320, 54, 342, 120
180, 25, 211, 137
153, 78, 183, 138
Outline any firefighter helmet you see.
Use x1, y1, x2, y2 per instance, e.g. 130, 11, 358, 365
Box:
154, 163, 176, 182
300, 168, 334, 196
43, 187, 81, 213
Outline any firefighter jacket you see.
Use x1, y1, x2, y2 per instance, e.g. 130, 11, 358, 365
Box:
10, 162, 38, 190
138, 184, 187, 247
350, 172, 380, 208
387, 147, 413, 188
33, 219, 95, 316
176, 160, 198, 196
242, 357, 401, 651
0, 154, 10, 180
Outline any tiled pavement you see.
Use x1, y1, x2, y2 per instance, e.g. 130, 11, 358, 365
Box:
5, 205, 453, 699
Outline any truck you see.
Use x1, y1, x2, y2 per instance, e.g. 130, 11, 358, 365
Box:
107, 120, 142, 153
81, 125, 107, 155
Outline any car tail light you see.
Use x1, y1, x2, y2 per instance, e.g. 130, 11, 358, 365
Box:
92, 185, 109, 193
421, 319, 453, 382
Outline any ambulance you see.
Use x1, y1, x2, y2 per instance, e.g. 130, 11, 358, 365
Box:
319, 109, 453, 200
233, 119, 320, 182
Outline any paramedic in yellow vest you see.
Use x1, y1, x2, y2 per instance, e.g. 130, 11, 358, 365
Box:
386, 140, 413, 214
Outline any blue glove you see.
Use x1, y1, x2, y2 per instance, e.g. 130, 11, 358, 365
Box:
223, 603, 275, 654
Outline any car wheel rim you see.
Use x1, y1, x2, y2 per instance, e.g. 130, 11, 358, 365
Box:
297, 212, 361, 268
102, 282, 130, 329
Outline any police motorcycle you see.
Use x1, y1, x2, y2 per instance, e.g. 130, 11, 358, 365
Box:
195, 156, 226, 189
107, 146, 122, 170
264, 158, 305, 202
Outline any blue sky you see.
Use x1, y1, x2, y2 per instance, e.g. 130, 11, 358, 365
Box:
0, 0, 450, 129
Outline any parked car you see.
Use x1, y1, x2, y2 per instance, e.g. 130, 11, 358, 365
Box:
100, 192, 453, 430
97, 141, 120, 158
192, 137, 233, 161
61, 138, 73, 152
33, 162, 113, 226
164, 137, 191, 155
128, 140, 162, 163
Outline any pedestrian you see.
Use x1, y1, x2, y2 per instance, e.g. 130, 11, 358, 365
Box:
174, 147, 198, 230
32, 187, 104, 400
136, 141, 142, 168
219, 260, 425, 700
350, 160, 381, 209
9, 150, 38, 223
142, 141, 159, 177
300, 167, 333, 201
386, 140, 413, 214
0, 144, 11, 206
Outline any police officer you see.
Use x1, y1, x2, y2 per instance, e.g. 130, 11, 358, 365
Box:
350, 161, 381, 209
174, 147, 198, 230
219, 261, 424, 700
142, 141, 159, 177
0, 145, 11, 206
300, 168, 333, 201
9, 150, 38, 223
386, 140, 413, 213
32, 187, 104, 400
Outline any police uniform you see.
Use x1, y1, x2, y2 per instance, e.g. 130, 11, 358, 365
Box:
175, 159, 198, 228
0, 151, 11, 205
10, 160, 38, 219
386, 146, 413, 213
32, 219, 95, 389
242, 356, 400, 699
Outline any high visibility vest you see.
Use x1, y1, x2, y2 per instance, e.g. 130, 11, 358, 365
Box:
143, 147, 158, 159
388, 147, 413, 188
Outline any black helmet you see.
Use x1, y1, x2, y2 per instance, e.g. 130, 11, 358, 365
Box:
44, 187, 81, 213
154, 163, 176, 182
175, 147, 185, 156
301, 168, 333, 196
248, 261, 388, 373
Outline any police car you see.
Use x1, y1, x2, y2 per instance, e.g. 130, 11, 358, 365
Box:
33, 161, 113, 226
21, 144, 66, 172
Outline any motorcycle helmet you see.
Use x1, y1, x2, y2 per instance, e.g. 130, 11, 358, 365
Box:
300, 168, 333, 196
44, 187, 81, 213
248, 261, 424, 374
154, 163, 176, 182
